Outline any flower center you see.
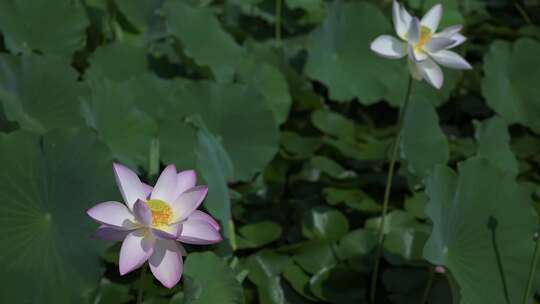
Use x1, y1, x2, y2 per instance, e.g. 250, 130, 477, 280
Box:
415, 26, 433, 50
146, 199, 172, 226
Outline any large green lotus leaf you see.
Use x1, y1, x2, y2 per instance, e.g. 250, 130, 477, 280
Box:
309, 156, 356, 180
88, 279, 133, 304
86, 42, 149, 82
280, 131, 322, 159
127, 74, 179, 120
286, 240, 338, 274
474, 116, 518, 177
336, 229, 377, 260
0, 128, 117, 303
323, 187, 380, 213
183, 252, 244, 304
158, 118, 198, 171
311, 109, 355, 140
245, 250, 292, 304
0, 54, 86, 133
124, 76, 278, 181
482, 39, 540, 133
163, 1, 290, 124
195, 127, 234, 238
163, 0, 290, 124
236, 58, 292, 124
114, 0, 166, 37
0, 0, 88, 56
237, 221, 283, 249
308, 264, 364, 303
423, 157, 538, 304
164, 80, 279, 181
163, 0, 243, 82
383, 267, 453, 304
82, 79, 158, 170
302, 206, 349, 241
245, 250, 292, 285
305, 1, 400, 103
366, 211, 429, 265
400, 99, 449, 177
283, 263, 318, 301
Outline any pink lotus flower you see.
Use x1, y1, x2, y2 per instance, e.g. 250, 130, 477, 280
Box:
87, 163, 222, 288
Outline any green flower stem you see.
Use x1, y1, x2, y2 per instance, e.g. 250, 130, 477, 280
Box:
275, 0, 282, 46
148, 138, 160, 178
420, 267, 435, 304
137, 263, 148, 304
523, 231, 540, 304
514, 1, 533, 25
369, 76, 414, 304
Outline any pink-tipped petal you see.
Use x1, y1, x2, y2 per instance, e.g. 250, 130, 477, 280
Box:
186, 210, 221, 231
141, 183, 153, 199
177, 219, 222, 245
93, 225, 131, 241
171, 186, 208, 223
175, 170, 197, 198
151, 164, 178, 203
87, 201, 136, 229
113, 163, 148, 210
119, 230, 155, 275
133, 200, 152, 226
152, 223, 182, 240
149, 239, 184, 288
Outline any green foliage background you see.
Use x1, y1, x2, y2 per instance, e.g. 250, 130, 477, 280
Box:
0, 0, 540, 303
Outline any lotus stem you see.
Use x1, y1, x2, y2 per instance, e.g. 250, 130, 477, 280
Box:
370, 76, 414, 304
420, 267, 435, 304
275, 0, 282, 46
137, 263, 148, 304
523, 231, 540, 304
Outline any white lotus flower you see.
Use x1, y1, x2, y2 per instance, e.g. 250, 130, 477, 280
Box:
370, 1, 472, 89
